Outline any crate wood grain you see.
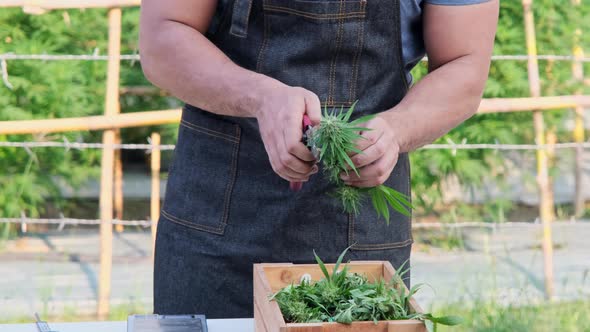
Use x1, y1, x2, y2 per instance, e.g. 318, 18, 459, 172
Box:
253, 261, 427, 332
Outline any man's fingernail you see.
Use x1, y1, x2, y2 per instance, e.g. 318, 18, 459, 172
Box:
341, 174, 349, 180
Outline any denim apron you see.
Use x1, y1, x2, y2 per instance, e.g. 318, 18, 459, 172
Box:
154, 0, 413, 319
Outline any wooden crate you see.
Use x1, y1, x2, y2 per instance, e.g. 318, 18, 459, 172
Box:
254, 261, 427, 332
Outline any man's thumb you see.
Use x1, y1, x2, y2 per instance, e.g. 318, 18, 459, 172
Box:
303, 91, 322, 125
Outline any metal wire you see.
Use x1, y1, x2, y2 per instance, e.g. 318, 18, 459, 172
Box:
0, 53, 140, 61
410, 220, 588, 229
1, 53, 590, 62
420, 142, 590, 151
491, 54, 590, 62
0, 217, 152, 227
0, 141, 175, 150
2, 140, 590, 151
412, 221, 530, 229
1, 217, 588, 229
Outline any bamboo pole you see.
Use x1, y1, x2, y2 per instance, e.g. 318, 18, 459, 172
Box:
547, 129, 557, 219
97, 8, 121, 319
0, 0, 141, 9
97, 130, 115, 320
114, 133, 124, 233
150, 132, 161, 255
4, 97, 590, 136
523, 0, 554, 300
477, 95, 590, 114
0, 109, 182, 135
119, 86, 168, 96
572, 0, 585, 218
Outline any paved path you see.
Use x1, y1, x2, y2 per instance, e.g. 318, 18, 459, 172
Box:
1, 224, 589, 321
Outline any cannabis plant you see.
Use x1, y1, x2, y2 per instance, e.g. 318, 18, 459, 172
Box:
307, 103, 413, 224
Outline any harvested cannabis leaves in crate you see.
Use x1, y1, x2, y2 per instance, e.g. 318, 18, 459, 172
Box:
253, 248, 461, 332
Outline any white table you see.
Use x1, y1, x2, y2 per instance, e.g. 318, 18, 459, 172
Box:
0, 319, 254, 332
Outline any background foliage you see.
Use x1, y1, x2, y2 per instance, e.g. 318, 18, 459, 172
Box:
0, 1, 589, 223
410, 0, 590, 222
0, 8, 175, 224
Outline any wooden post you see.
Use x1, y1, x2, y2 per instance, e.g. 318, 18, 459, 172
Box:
547, 130, 557, 217
0, 109, 182, 135
523, 0, 554, 300
114, 133, 124, 233
150, 132, 161, 255
572, 0, 585, 218
97, 7, 121, 319
4, 96, 590, 135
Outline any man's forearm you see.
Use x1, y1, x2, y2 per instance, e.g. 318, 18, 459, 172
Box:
382, 1, 497, 153
140, 20, 275, 117
381, 54, 489, 153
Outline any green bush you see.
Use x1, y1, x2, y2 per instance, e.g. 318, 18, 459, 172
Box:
0, 8, 175, 220
410, 0, 590, 221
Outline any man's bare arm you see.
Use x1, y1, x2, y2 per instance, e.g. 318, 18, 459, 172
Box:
381, 1, 499, 152
343, 1, 498, 187
139, 0, 263, 116
139, 0, 321, 182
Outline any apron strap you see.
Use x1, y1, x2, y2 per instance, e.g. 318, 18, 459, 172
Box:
229, 0, 254, 38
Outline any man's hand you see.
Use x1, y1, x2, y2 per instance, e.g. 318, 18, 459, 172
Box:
255, 81, 321, 182
340, 116, 400, 188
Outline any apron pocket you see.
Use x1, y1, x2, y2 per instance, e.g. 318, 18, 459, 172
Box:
258, 0, 367, 106
349, 153, 413, 250
263, 0, 366, 20
161, 108, 241, 235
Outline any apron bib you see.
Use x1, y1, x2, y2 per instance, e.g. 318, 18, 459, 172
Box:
154, 0, 412, 318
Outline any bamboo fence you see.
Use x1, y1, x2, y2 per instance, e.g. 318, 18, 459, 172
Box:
0, 0, 586, 315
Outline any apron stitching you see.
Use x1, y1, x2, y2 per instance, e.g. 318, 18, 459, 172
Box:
406, 154, 414, 243
220, 125, 242, 228
327, 0, 346, 105
327, 101, 354, 107
180, 120, 239, 143
352, 238, 414, 251
348, 1, 366, 103
161, 210, 225, 235
263, 6, 365, 19
256, 4, 269, 72
393, 0, 409, 92
348, 212, 354, 247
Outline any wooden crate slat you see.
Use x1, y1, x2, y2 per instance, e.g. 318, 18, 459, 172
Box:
261, 262, 383, 292
281, 323, 323, 332
387, 320, 427, 332
255, 301, 269, 332
254, 264, 287, 331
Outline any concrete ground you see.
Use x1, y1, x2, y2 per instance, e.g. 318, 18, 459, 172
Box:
1, 223, 589, 321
